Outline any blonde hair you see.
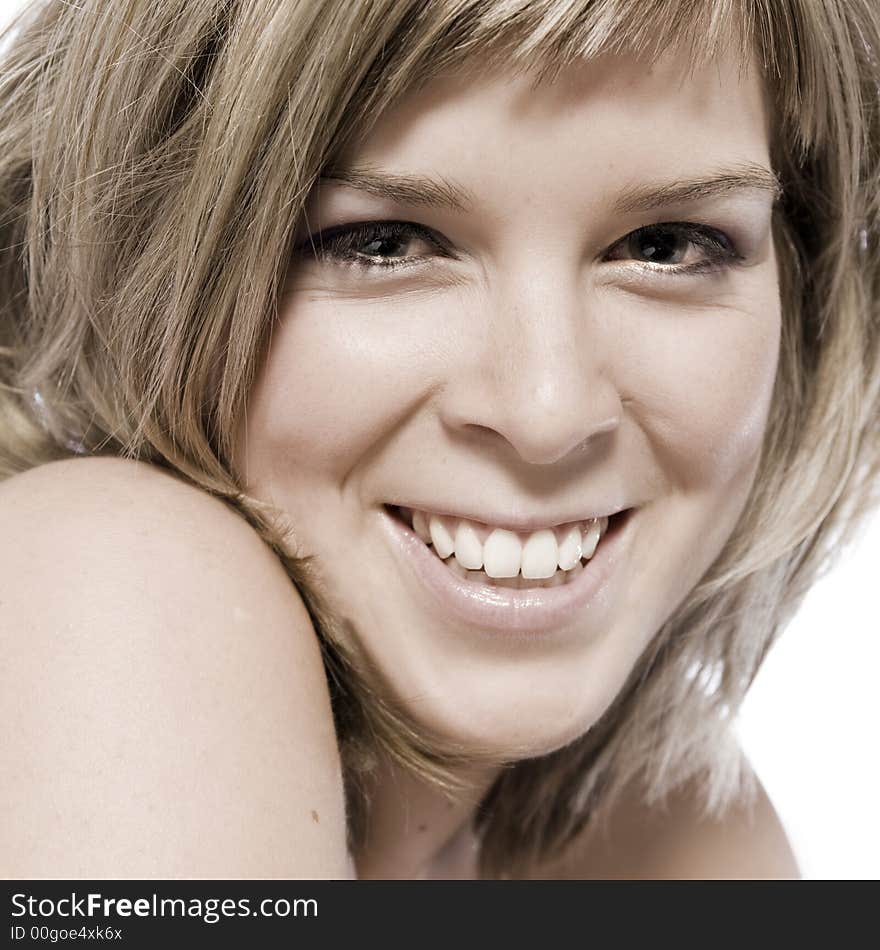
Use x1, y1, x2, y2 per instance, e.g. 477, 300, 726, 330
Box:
1, 0, 878, 878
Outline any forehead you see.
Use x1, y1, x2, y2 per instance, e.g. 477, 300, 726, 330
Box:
335, 44, 771, 176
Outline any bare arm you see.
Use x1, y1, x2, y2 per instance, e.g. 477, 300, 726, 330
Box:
0, 458, 352, 878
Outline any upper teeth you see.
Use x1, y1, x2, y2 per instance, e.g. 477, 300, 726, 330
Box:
407, 509, 609, 578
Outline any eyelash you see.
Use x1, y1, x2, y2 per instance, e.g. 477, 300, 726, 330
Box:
295, 219, 744, 279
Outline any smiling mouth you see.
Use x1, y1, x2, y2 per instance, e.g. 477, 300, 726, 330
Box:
385, 504, 631, 590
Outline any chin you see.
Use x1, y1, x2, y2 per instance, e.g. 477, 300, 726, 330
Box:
399, 681, 615, 765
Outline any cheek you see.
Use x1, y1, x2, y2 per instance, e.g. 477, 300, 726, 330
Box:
244, 295, 437, 476
620, 300, 781, 490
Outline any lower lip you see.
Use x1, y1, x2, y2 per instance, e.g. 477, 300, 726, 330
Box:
378, 506, 635, 637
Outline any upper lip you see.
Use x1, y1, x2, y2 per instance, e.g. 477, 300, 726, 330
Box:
385, 502, 629, 533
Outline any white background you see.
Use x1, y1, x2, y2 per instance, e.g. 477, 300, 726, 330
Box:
2, 0, 877, 878
736, 508, 879, 879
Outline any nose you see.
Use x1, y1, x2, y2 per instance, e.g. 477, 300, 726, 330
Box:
440, 275, 623, 466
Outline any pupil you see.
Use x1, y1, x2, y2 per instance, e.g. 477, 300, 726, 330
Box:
362, 237, 404, 257
637, 228, 681, 263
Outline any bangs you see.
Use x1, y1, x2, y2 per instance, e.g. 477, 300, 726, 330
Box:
357, 0, 754, 91
440, 0, 753, 78
334, 0, 825, 169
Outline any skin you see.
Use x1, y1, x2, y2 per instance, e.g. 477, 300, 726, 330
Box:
233, 42, 783, 878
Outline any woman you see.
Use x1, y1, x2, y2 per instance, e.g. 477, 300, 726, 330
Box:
0, 0, 877, 879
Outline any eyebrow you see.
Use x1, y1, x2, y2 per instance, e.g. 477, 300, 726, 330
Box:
612, 162, 783, 214
319, 160, 782, 216
320, 165, 475, 213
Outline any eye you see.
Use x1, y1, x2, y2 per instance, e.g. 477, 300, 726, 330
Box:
604, 222, 744, 277
295, 220, 450, 271
295, 218, 746, 279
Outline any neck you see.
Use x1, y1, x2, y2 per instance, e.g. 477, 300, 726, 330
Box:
351, 753, 502, 880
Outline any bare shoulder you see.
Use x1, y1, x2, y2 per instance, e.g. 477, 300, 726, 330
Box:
536, 759, 801, 880
0, 457, 352, 878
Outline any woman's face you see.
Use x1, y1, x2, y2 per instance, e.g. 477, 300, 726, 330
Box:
233, 44, 781, 758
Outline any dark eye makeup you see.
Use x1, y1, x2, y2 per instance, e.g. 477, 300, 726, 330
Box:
297, 220, 450, 272
293, 219, 745, 280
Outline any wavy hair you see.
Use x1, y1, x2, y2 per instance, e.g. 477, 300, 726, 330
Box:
1, 0, 878, 877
